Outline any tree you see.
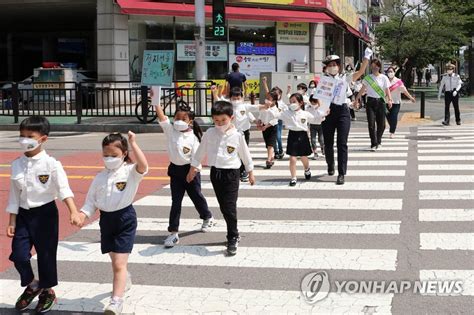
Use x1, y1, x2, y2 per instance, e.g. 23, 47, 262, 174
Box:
374, 0, 473, 88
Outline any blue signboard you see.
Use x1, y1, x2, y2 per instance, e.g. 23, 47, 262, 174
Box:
141, 50, 174, 86
235, 42, 276, 56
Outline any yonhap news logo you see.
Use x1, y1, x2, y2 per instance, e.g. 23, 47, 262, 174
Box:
301, 271, 464, 305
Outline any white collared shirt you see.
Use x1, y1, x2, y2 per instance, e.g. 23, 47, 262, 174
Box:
438, 73, 462, 97
304, 104, 326, 125
232, 102, 259, 132
258, 105, 280, 126
81, 163, 147, 217
191, 127, 254, 172
159, 118, 200, 168
279, 108, 315, 132
362, 74, 390, 99
278, 100, 288, 112
6, 150, 74, 214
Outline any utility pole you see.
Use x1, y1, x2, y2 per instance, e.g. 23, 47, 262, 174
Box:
195, 0, 207, 115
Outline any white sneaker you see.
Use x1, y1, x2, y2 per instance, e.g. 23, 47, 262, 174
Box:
104, 297, 123, 315
201, 217, 215, 232
164, 233, 179, 248
370, 146, 377, 152
312, 152, 318, 160
389, 133, 394, 139
125, 271, 132, 292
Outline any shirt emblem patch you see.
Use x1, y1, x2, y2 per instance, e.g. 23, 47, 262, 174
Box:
115, 182, 127, 191
38, 175, 49, 184
183, 146, 191, 154
240, 110, 246, 115
227, 146, 236, 154
301, 118, 307, 124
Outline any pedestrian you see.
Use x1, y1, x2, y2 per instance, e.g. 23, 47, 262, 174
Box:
187, 100, 255, 256
228, 86, 265, 182
225, 62, 248, 98
6, 115, 81, 313
355, 58, 393, 151
345, 65, 357, 120
261, 77, 287, 159
257, 91, 280, 169
305, 95, 325, 159
278, 93, 314, 187
287, 83, 310, 104
308, 80, 318, 96
386, 67, 416, 138
425, 68, 432, 87
322, 47, 372, 185
416, 68, 423, 86
78, 131, 148, 315
438, 63, 463, 126
154, 103, 214, 248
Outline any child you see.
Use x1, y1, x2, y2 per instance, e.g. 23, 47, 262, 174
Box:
78, 132, 148, 315
186, 101, 255, 256
6, 115, 81, 313
261, 77, 287, 159
306, 95, 326, 160
287, 83, 310, 105
228, 86, 262, 182
155, 103, 214, 248
279, 93, 314, 186
256, 91, 280, 169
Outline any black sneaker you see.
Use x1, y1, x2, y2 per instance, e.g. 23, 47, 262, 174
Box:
457, 121, 461, 125
304, 168, 311, 180
277, 152, 285, 159
265, 161, 274, 169
328, 165, 335, 176
289, 178, 297, 186
442, 121, 449, 126
35, 288, 57, 313
240, 173, 249, 182
227, 236, 241, 256
336, 175, 345, 185
15, 285, 43, 311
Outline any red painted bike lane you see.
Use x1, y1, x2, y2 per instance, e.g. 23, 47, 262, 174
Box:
0, 151, 170, 272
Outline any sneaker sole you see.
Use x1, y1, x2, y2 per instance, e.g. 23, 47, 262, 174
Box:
15, 289, 43, 311
164, 240, 179, 248
226, 250, 237, 256
37, 298, 57, 313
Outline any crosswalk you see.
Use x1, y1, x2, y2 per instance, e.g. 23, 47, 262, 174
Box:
0, 126, 473, 313
416, 126, 474, 300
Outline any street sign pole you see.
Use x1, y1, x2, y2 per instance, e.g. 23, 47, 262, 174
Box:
195, 0, 207, 115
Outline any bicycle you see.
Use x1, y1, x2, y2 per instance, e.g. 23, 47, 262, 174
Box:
135, 86, 188, 123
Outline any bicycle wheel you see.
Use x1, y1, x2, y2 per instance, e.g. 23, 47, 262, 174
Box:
135, 100, 157, 123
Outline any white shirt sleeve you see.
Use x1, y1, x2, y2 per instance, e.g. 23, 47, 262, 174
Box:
159, 117, 173, 135
129, 163, 148, 182
455, 76, 462, 92
53, 160, 74, 201
238, 134, 254, 172
191, 131, 208, 169
191, 137, 202, 171
6, 178, 20, 214
81, 177, 99, 218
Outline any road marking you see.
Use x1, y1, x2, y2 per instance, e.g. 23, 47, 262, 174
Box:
419, 176, 474, 183
249, 150, 408, 157
0, 174, 169, 181
253, 160, 408, 166
419, 209, 474, 222
419, 270, 474, 296
418, 156, 474, 161
136, 195, 403, 210
418, 149, 474, 154
418, 144, 474, 148
418, 164, 474, 171
199, 169, 407, 177
419, 190, 474, 200
420, 233, 474, 250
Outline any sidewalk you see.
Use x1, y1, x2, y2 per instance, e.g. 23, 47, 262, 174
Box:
0, 96, 473, 133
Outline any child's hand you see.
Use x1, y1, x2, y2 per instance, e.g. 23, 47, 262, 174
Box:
70, 211, 84, 227
186, 168, 197, 183
262, 76, 267, 83
211, 84, 217, 91
128, 131, 136, 143
248, 172, 256, 186
6, 225, 15, 238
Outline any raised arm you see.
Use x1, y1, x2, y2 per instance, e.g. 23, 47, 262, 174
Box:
128, 131, 148, 174
262, 76, 270, 95
352, 48, 373, 82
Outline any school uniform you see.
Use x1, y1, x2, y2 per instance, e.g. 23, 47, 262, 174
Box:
81, 163, 147, 254
321, 73, 353, 176
275, 101, 288, 155
305, 104, 326, 153
363, 73, 390, 147
258, 106, 280, 148
232, 102, 258, 177
159, 118, 212, 233
279, 109, 314, 157
191, 127, 253, 242
438, 73, 462, 124
7, 150, 74, 288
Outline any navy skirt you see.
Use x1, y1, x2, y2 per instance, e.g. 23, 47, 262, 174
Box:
286, 130, 312, 157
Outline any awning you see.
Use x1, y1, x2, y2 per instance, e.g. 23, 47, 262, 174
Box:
117, 0, 334, 23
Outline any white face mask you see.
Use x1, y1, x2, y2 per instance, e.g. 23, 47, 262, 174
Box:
327, 66, 339, 76
297, 89, 305, 95
215, 122, 231, 133
447, 70, 454, 75
173, 120, 190, 132
387, 72, 395, 79
289, 103, 300, 111
103, 156, 124, 170
231, 100, 242, 106
19, 137, 40, 152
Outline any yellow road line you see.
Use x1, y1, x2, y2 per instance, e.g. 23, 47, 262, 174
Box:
0, 164, 167, 170
0, 174, 169, 181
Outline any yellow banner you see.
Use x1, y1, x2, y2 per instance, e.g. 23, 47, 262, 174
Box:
327, 0, 359, 30
175, 79, 260, 95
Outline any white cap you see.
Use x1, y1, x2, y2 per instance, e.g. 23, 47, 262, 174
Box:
323, 55, 341, 65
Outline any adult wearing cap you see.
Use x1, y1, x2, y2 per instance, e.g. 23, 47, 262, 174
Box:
321, 47, 373, 185
438, 63, 462, 125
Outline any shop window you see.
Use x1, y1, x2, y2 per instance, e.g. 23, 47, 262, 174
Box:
229, 23, 275, 42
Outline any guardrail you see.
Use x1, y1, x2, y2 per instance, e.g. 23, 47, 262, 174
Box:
0, 80, 215, 124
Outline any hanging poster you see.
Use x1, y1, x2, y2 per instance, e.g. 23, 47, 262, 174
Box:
141, 50, 174, 86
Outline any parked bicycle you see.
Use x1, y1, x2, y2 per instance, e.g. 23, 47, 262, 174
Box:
135, 86, 188, 123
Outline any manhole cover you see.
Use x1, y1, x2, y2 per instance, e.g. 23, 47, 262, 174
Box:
405, 135, 453, 140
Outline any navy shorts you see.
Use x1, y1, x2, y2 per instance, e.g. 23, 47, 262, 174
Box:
99, 205, 137, 254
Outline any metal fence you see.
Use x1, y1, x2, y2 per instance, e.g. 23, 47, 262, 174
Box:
0, 80, 215, 124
